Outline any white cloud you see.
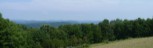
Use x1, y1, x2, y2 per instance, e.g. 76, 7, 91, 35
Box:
0, 0, 120, 11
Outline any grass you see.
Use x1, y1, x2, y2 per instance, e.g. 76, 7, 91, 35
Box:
89, 37, 153, 48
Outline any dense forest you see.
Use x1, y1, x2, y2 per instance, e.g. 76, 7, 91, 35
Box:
0, 12, 153, 48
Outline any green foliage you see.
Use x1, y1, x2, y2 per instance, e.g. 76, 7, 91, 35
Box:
1, 12, 153, 48
0, 16, 28, 48
0, 12, 2, 18
99, 19, 115, 42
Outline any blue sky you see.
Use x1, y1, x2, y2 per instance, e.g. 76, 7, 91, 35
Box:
0, 0, 153, 21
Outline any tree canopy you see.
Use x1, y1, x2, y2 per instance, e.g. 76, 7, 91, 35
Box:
0, 13, 153, 48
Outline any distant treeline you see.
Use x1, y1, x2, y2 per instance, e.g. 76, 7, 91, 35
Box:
0, 13, 153, 48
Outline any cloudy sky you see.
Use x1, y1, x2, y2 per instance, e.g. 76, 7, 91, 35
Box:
0, 0, 153, 21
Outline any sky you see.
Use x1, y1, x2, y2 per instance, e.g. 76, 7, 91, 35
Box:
0, 0, 153, 21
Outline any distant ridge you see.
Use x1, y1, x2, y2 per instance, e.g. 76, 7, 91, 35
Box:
12, 20, 100, 28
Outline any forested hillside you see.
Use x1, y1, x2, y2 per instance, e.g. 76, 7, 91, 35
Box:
1, 12, 153, 48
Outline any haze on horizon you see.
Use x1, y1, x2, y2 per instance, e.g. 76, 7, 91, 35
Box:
0, 0, 153, 21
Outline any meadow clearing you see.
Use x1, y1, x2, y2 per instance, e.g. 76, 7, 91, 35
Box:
90, 37, 153, 48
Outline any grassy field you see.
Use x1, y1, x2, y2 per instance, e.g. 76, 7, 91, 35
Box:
89, 37, 153, 48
